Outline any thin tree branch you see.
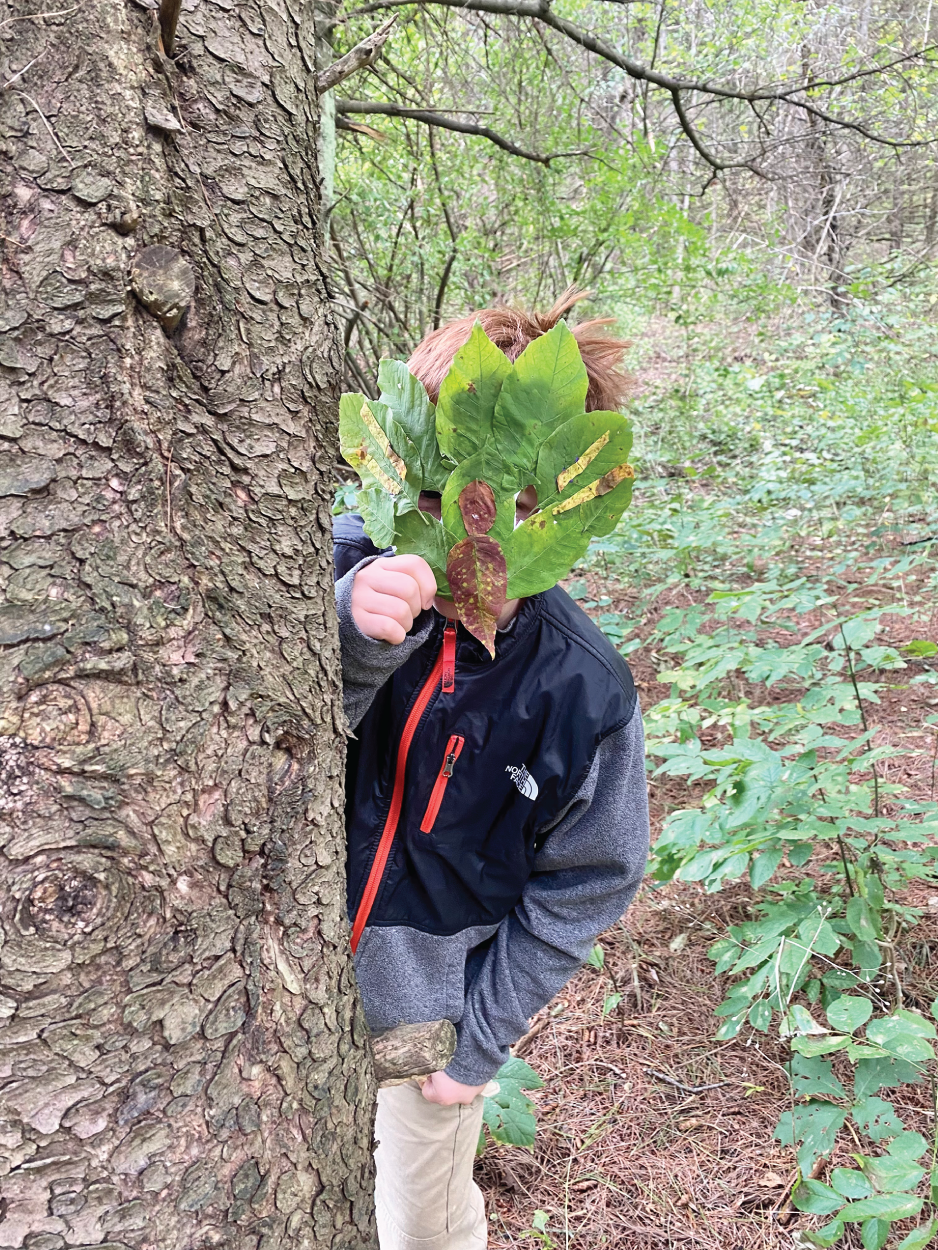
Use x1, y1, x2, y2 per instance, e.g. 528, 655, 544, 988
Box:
336, 98, 585, 163
317, 16, 398, 93
343, 0, 938, 158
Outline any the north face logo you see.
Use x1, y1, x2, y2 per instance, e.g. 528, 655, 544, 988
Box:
506, 764, 538, 801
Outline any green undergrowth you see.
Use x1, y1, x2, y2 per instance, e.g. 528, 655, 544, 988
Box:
575, 300, 938, 1247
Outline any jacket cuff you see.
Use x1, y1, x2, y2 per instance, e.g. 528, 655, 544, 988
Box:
444, 1020, 508, 1087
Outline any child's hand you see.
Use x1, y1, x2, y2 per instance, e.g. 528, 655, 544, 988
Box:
420, 1071, 487, 1106
351, 555, 437, 645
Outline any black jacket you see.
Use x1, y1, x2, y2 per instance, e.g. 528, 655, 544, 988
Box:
334, 512, 649, 1081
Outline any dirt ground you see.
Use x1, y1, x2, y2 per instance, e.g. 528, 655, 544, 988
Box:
476, 538, 938, 1248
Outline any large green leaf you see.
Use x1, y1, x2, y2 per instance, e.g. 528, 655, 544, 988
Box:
481, 1056, 544, 1150
378, 358, 451, 491
793, 1179, 846, 1216
837, 1194, 924, 1222
491, 321, 589, 484
775, 1100, 848, 1172
435, 322, 512, 463
827, 996, 873, 1034
865, 1014, 935, 1063
896, 1218, 938, 1250
339, 393, 420, 508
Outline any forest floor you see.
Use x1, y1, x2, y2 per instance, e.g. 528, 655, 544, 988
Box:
479, 570, 937, 1250
475, 320, 938, 1249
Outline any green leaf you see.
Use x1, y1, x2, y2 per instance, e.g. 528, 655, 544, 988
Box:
801, 1219, 845, 1248
482, 1057, 543, 1149
852, 940, 883, 974
392, 508, 451, 594
837, 1193, 923, 1222
529, 409, 634, 533
826, 996, 873, 1034
852, 1095, 905, 1142
860, 1150, 923, 1192
775, 1101, 848, 1172
378, 357, 451, 492
793, 1179, 845, 1216
781, 1004, 827, 1036
587, 944, 605, 970
888, 1132, 928, 1161
496, 1056, 545, 1090
491, 322, 589, 482
792, 1055, 847, 1100
802, 1219, 845, 1248
358, 487, 395, 549
748, 999, 772, 1032
435, 322, 511, 464
847, 897, 882, 942
792, 1034, 852, 1058
861, 1218, 891, 1250
903, 640, 938, 658
865, 1015, 935, 1063
831, 1168, 873, 1200
602, 992, 623, 1017
854, 1056, 923, 1101
750, 847, 785, 888
505, 507, 598, 599
896, 1218, 938, 1250
340, 393, 419, 505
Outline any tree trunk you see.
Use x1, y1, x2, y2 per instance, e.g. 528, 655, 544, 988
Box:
0, 1, 377, 1247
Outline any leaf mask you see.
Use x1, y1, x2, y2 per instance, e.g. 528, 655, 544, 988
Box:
339, 321, 635, 656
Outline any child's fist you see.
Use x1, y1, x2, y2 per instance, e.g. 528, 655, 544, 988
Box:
420, 1071, 487, 1106
350, 555, 437, 644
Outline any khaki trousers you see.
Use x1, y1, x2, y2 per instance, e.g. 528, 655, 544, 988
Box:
374, 1080, 488, 1249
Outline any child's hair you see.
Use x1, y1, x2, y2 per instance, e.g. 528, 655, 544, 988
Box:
406, 287, 633, 413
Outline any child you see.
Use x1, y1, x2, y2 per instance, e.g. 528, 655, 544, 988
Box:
334, 290, 650, 1249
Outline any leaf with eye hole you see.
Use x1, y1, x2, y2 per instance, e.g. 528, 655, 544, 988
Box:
446, 535, 507, 658
340, 323, 636, 652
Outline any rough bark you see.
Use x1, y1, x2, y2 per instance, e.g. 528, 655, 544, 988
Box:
0, 0, 378, 1247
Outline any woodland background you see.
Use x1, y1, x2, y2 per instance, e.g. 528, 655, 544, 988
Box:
326, 1, 938, 1246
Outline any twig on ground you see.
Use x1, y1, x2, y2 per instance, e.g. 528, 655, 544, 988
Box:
644, 1068, 730, 1094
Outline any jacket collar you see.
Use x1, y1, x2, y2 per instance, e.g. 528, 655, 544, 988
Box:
431, 594, 545, 667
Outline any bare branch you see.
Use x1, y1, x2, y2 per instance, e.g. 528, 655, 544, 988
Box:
336, 98, 586, 163
317, 16, 398, 94
343, 0, 938, 152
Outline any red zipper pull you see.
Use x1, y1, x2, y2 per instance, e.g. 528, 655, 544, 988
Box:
420, 734, 465, 833
441, 620, 457, 694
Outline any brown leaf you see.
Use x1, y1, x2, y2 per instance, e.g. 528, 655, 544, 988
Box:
458, 479, 497, 537
446, 535, 507, 657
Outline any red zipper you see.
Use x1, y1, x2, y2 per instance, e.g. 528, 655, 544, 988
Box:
442, 620, 456, 693
420, 735, 465, 833
350, 625, 457, 953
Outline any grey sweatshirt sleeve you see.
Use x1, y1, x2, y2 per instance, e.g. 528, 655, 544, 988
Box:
445, 705, 650, 1085
335, 555, 435, 731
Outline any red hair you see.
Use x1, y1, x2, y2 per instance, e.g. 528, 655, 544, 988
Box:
406, 287, 632, 413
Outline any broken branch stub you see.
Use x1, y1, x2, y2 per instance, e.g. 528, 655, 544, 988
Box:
372, 1019, 457, 1086
131, 244, 195, 333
